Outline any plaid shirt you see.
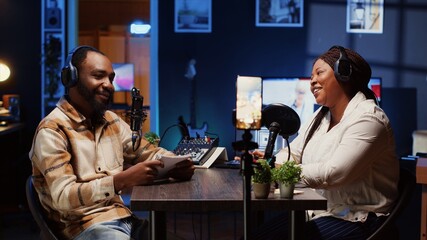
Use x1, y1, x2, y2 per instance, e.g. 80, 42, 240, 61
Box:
29, 96, 169, 239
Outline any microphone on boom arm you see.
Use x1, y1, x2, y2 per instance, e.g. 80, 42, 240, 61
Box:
130, 87, 144, 151
261, 103, 301, 167
263, 122, 281, 161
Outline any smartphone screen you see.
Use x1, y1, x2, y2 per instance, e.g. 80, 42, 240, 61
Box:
235, 75, 262, 130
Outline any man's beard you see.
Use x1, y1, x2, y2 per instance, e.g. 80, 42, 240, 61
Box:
76, 81, 112, 126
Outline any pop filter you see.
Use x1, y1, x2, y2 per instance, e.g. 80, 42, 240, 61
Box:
262, 103, 301, 138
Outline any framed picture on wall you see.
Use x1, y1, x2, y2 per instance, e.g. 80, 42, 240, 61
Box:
175, 0, 212, 33
256, 0, 304, 27
346, 0, 384, 34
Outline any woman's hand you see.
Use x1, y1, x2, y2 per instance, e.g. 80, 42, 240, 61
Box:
251, 150, 265, 159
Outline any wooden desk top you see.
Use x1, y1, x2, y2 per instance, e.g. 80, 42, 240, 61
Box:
416, 158, 427, 184
0, 122, 25, 136
131, 168, 327, 212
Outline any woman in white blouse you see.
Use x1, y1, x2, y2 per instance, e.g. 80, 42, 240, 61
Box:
254, 46, 399, 239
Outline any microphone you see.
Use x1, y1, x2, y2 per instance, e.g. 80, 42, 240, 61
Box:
261, 103, 301, 165
130, 87, 144, 151
263, 122, 281, 161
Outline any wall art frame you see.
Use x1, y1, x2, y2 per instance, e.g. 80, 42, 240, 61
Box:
346, 0, 384, 34
256, 0, 304, 27
175, 0, 212, 33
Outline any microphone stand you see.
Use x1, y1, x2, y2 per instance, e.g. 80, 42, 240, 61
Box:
232, 129, 258, 240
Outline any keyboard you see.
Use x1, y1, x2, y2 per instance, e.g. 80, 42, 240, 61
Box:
173, 137, 219, 165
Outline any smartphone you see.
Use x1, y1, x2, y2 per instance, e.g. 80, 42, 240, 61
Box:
235, 75, 262, 130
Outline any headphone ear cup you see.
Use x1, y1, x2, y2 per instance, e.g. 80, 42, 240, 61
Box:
331, 46, 352, 82
61, 62, 78, 88
61, 66, 71, 87
61, 66, 78, 87
61, 46, 87, 88
334, 59, 352, 82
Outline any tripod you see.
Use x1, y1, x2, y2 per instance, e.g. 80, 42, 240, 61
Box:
232, 129, 258, 240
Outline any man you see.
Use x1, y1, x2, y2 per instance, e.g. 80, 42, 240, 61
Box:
29, 46, 195, 239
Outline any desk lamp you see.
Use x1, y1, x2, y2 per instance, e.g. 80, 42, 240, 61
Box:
0, 62, 11, 125
0, 62, 11, 82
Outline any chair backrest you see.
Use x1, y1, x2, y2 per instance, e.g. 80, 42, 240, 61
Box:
367, 167, 416, 240
25, 176, 58, 240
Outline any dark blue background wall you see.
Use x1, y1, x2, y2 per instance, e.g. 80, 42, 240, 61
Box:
157, 1, 426, 161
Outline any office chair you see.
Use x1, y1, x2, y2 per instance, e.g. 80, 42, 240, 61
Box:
367, 167, 416, 240
25, 176, 59, 240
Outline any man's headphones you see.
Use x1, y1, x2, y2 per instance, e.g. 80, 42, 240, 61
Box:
330, 45, 353, 82
61, 45, 96, 88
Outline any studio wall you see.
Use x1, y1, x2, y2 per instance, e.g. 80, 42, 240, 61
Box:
157, 0, 427, 161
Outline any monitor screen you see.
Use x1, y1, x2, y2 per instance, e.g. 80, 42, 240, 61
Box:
368, 77, 382, 104
262, 77, 316, 127
112, 63, 135, 91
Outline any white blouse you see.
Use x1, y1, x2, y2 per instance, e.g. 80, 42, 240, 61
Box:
276, 92, 399, 222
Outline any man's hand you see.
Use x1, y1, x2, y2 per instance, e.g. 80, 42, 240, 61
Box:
167, 158, 195, 181
114, 160, 164, 192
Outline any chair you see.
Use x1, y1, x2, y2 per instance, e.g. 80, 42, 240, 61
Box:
367, 167, 416, 240
25, 176, 58, 240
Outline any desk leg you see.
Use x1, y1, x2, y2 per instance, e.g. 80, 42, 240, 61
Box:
288, 210, 305, 240
421, 186, 427, 240
149, 211, 166, 240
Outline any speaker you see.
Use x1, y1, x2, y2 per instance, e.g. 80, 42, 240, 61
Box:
330, 45, 352, 82
45, 7, 61, 29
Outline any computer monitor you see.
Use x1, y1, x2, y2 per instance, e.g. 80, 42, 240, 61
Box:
262, 77, 315, 127
368, 77, 382, 105
112, 63, 135, 91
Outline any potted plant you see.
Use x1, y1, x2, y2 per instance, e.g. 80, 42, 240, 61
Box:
144, 131, 160, 147
252, 159, 272, 199
42, 35, 62, 100
272, 160, 303, 199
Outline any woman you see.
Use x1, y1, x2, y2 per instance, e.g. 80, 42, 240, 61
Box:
255, 46, 399, 239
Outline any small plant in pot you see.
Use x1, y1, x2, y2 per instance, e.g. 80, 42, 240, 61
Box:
272, 160, 303, 199
252, 159, 273, 199
144, 132, 160, 147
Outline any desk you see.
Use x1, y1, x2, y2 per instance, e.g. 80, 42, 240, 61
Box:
0, 122, 25, 136
417, 158, 427, 240
131, 168, 327, 240
0, 122, 26, 211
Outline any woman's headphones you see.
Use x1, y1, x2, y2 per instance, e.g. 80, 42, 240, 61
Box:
330, 45, 353, 82
61, 45, 96, 88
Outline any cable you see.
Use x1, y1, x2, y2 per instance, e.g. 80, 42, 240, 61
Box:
204, 131, 219, 138
158, 124, 187, 148
285, 137, 291, 161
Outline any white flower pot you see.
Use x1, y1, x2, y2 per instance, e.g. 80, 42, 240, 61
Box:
279, 182, 295, 199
